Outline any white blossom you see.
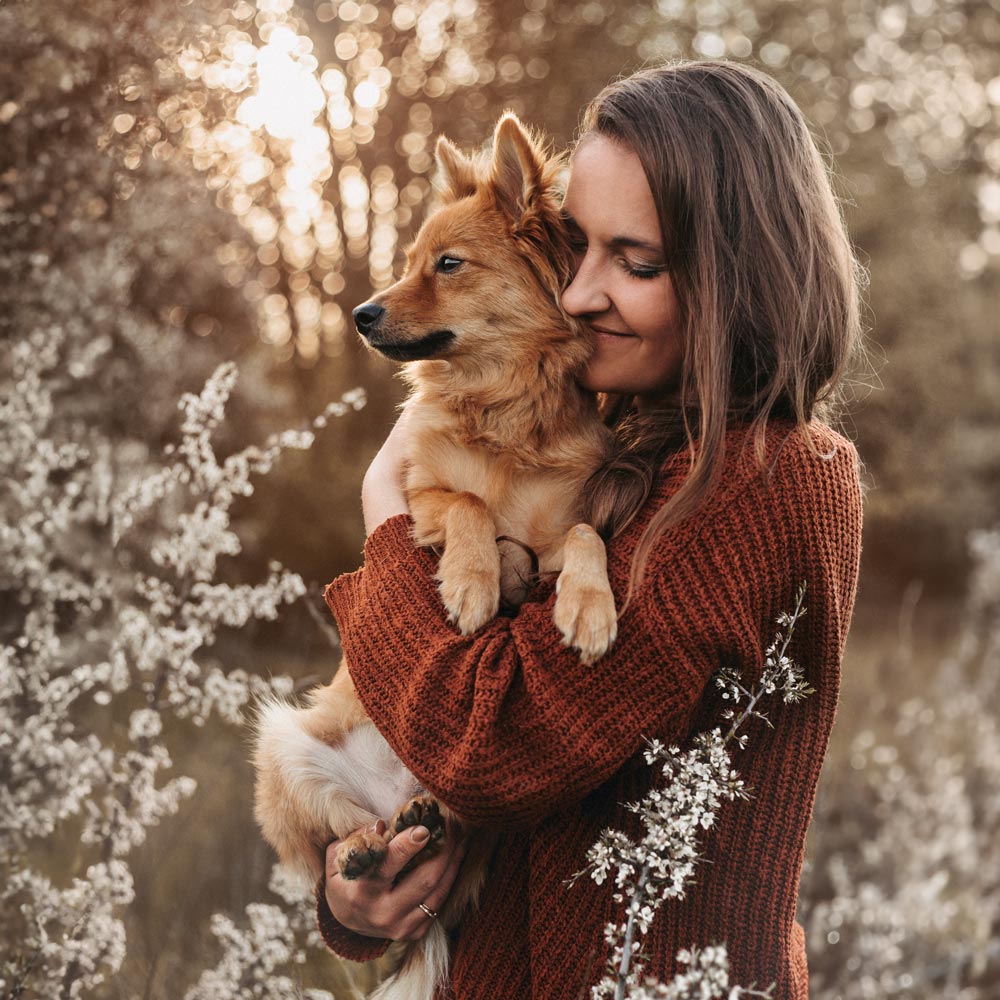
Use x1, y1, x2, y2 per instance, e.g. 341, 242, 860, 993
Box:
623, 945, 776, 1000
575, 589, 810, 1000
800, 531, 1000, 998
0, 329, 364, 997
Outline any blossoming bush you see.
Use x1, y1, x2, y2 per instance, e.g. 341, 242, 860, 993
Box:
800, 528, 1000, 999
0, 337, 364, 999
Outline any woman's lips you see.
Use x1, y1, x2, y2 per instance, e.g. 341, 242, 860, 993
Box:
591, 326, 636, 339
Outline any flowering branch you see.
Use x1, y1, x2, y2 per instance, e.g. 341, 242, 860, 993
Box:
184, 867, 337, 1000
0, 342, 364, 999
570, 583, 810, 1000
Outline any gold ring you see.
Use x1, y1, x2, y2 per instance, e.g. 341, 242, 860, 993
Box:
418, 902, 438, 920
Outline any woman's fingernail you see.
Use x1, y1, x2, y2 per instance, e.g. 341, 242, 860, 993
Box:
374, 819, 387, 836
410, 825, 430, 844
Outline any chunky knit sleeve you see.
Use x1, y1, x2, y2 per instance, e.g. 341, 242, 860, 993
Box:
324, 423, 861, 832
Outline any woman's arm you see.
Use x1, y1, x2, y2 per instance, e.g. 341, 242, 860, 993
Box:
331, 419, 860, 832
360, 406, 411, 535
326, 509, 742, 831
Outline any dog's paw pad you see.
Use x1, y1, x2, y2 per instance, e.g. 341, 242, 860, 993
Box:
336, 830, 388, 880
391, 794, 445, 842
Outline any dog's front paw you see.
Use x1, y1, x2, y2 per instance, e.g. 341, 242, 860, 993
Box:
390, 794, 447, 874
438, 564, 501, 635
553, 575, 618, 665
391, 794, 446, 842
335, 828, 390, 880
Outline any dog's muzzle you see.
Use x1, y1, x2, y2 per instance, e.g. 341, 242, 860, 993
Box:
352, 301, 455, 361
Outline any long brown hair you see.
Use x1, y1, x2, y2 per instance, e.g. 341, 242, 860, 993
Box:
574, 60, 867, 608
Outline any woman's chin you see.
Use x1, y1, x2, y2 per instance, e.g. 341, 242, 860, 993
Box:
578, 364, 630, 396
577, 370, 608, 395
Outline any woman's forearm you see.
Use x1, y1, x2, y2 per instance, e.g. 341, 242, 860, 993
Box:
362, 447, 409, 536
325, 514, 720, 831
361, 407, 412, 536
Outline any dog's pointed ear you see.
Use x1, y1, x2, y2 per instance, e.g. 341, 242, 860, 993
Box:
434, 136, 478, 202
488, 112, 548, 222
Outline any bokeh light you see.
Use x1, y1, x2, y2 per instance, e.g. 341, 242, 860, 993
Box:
151, 0, 495, 362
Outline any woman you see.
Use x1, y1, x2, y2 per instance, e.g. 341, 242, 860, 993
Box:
315, 60, 864, 999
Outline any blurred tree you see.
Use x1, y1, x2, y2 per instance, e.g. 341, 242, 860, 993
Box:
5, 0, 997, 593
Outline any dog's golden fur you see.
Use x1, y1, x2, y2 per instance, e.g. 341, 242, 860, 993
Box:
252, 113, 616, 1000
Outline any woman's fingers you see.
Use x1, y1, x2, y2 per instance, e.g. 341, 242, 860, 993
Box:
361, 438, 411, 534
323, 818, 468, 941
361, 404, 416, 535
380, 824, 435, 881
382, 819, 468, 940
419, 822, 469, 916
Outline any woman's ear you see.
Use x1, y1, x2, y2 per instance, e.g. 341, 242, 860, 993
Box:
488, 112, 548, 222
434, 136, 478, 202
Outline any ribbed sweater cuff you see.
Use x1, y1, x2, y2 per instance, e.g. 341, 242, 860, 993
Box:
324, 513, 437, 624
314, 878, 392, 962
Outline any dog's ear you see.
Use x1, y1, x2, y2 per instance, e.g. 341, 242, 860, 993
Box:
488, 112, 549, 222
434, 136, 478, 202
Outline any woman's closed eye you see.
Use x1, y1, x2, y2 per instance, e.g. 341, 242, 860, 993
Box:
562, 218, 665, 280
619, 256, 667, 280
564, 229, 588, 255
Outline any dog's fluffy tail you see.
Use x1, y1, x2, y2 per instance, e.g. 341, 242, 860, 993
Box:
370, 924, 450, 1000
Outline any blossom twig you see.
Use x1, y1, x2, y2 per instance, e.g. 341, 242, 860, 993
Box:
570, 585, 810, 999
0, 348, 361, 999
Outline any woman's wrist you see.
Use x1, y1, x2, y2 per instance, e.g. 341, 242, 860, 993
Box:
315, 879, 393, 962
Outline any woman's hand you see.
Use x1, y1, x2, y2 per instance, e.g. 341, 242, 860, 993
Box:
323, 819, 468, 941
362, 408, 412, 536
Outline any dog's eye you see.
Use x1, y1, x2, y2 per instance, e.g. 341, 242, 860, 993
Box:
437, 256, 464, 274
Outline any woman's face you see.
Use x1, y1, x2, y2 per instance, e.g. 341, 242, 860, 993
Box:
560, 134, 683, 405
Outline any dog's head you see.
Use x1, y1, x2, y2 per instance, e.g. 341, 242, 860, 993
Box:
352, 113, 584, 372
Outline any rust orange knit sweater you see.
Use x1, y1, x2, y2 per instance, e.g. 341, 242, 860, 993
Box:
315, 418, 862, 1000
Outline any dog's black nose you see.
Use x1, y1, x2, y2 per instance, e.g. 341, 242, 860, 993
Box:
352, 302, 385, 337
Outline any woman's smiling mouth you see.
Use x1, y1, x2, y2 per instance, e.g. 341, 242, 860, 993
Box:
591, 325, 636, 339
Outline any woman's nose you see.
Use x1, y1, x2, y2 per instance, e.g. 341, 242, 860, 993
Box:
561, 254, 611, 318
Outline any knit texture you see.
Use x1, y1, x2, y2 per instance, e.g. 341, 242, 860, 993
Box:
315, 418, 863, 999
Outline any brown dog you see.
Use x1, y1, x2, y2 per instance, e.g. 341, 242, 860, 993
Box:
252, 112, 616, 1000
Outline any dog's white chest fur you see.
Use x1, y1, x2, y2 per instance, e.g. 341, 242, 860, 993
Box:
337, 722, 425, 819
262, 699, 422, 829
